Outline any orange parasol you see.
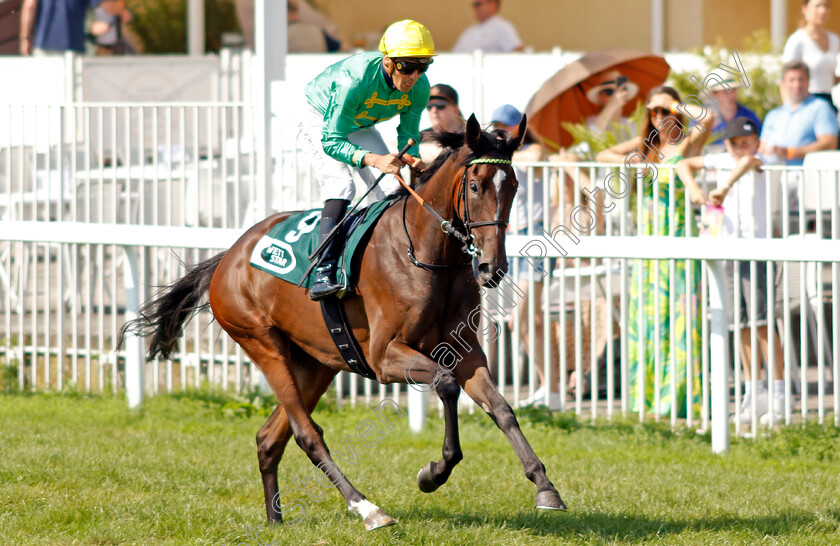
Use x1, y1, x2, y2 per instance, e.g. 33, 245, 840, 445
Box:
524, 49, 670, 151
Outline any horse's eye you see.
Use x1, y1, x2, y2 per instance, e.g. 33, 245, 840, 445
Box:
469, 182, 479, 193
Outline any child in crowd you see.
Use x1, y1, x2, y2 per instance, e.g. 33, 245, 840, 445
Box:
676, 117, 786, 425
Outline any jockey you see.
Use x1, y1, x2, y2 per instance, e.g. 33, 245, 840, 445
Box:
299, 19, 435, 301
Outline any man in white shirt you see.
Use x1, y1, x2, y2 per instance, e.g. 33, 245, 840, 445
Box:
452, 0, 523, 53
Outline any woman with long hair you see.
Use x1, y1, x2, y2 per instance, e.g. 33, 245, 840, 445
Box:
596, 86, 713, 417
782, 0, 839, 112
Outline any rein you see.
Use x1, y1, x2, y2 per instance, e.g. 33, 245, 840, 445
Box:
396, 157, 512, 270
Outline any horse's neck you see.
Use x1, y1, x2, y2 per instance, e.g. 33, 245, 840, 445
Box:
409, 151, 467, 265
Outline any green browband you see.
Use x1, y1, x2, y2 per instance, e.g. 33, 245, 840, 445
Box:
468, 158, 512, 165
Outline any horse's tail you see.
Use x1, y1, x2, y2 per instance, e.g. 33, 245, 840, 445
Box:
118, 251, 226, 361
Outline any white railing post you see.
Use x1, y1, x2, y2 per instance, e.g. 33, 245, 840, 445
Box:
707, 260, 730, 453
408, 388, 428, 433
123, 247, 145, 408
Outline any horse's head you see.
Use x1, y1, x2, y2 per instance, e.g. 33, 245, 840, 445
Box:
459, 113, 526, 288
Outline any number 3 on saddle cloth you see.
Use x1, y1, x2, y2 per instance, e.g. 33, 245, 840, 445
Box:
248, 199, 396, 379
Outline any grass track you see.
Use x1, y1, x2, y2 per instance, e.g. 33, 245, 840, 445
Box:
0, 391, 839, 545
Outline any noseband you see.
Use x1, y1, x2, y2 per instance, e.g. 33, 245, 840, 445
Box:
403, 157, 512, 270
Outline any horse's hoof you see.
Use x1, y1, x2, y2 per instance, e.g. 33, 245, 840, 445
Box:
349, 499, 397, 531
535, 489, 567, 511
417, 462, 440, 493
364, 508, 397, 531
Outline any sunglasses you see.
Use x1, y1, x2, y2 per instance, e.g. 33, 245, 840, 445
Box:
393, 59, 432, 75
472, 0, 486, 7
426, 101, 449, 111
648, 107, 671, 117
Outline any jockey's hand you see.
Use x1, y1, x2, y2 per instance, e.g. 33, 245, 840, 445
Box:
369, 153, 408, 175
405, 154, 425, 172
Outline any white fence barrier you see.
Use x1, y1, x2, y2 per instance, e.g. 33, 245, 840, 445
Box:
1, 100, 838, 453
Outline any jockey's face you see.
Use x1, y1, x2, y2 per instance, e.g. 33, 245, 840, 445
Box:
384, 57, 428, 93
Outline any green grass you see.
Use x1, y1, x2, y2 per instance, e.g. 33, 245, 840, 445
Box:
1, 391, 839, 545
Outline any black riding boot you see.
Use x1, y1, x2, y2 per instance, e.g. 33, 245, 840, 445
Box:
310, 199, 350, 301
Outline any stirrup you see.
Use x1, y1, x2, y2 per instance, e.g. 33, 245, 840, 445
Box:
310, 265, 341, 301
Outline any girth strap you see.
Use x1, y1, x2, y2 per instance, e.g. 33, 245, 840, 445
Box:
320, 298, 376, 380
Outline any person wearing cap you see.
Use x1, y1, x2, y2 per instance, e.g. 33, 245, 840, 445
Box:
424, 84, 465, 133
299, 19, 434, 300
759, 60, 838, 167
705, 72, 761, 147
452, 0, 522, 53
676, 116, 786, 425
418, 83, 466, 163
488, 104, 562, 409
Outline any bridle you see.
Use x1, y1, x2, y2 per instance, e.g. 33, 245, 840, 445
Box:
401, 157, 512, 270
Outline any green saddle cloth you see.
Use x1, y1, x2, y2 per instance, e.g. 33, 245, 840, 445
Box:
249, 199, 395, 292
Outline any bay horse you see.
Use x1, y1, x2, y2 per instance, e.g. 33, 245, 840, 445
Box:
123, 114, 566, 530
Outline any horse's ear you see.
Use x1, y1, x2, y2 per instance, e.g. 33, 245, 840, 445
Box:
514, 114, 528, 150
465, 114, 481, 148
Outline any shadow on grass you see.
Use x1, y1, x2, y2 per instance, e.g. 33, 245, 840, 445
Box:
396, 505, 840, 542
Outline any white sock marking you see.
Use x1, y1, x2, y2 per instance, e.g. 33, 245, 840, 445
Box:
348, 498, 379, 519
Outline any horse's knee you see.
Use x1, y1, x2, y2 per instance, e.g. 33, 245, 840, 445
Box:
483, 395, 518, 429
435, 372, 460, 401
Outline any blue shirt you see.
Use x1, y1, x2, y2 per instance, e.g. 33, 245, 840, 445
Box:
711, 104, 762, 145
34, 0, 101, 53
760, 95, 839, 165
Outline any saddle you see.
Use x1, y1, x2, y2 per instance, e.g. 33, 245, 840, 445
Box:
249, 200, 396, 379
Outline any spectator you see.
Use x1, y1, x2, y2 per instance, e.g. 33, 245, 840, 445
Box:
759, 61, 838, 166
488, 105, 560, 409
234, 0, 341, 52
705, 72, 761, 147
583, 69, 638, 134
596, 86, 714, 417
288, 0, 340, 53
452, 0, 522, 53
676, 117, 786, 425
550, 69, 639, 235
19, 0, 125, 56
782, 0, 839, 112
419, 84, 465, 164
90, 3, 134, 55
298, 20, 433, 300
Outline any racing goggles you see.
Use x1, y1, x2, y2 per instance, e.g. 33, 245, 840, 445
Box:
393, 58, 433, 75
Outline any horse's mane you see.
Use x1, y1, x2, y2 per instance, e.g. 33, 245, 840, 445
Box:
387, 127, 521, 200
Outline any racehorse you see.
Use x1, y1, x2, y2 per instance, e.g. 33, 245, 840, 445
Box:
122, 114, 566, 530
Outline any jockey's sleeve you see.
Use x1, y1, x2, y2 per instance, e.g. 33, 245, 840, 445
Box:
396, 84, 428, 159
320, 80, 369, 167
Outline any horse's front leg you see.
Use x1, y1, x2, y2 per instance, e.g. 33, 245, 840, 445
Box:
416, 372, 463, 492
456, 361, 567, 511
378, 342, 464, 493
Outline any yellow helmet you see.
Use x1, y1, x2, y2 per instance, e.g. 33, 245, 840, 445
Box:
378, 20, 436, 58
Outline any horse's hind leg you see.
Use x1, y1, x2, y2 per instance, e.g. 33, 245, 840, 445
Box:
239, 333, 395, 531
416, 371, 464, 493
256, 404, 291, 523
256, 349, 336, 523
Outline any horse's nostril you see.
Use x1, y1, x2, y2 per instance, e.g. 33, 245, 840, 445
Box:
478, 262, 507, 281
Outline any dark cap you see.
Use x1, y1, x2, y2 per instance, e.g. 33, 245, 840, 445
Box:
723, 116, 759, 140
429, 84, 458, 106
